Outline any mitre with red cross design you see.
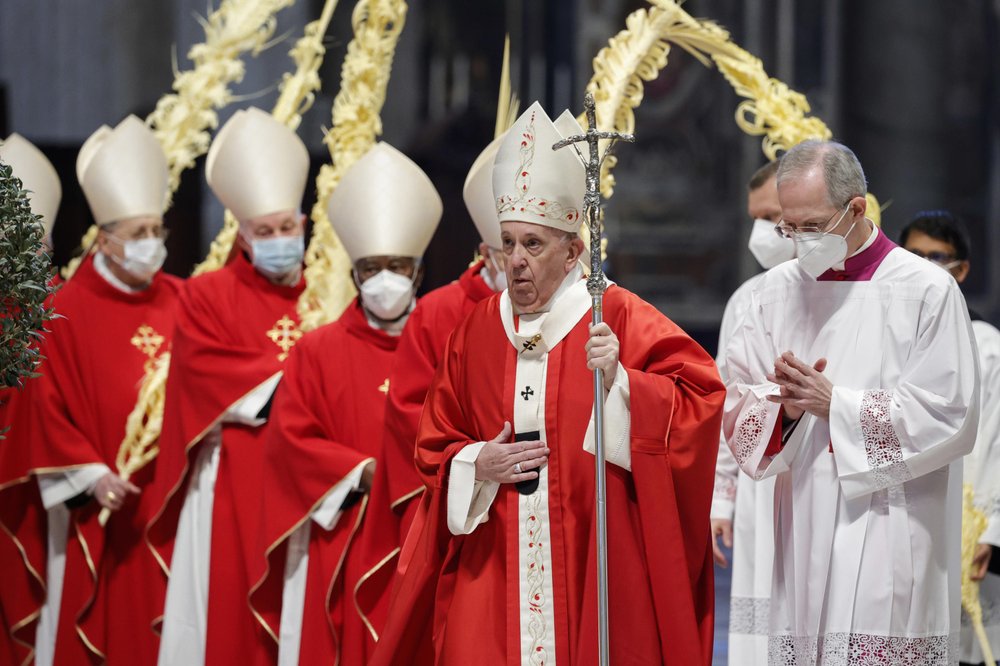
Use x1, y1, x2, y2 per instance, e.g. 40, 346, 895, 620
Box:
0, 133, 62, 237
206, 106, 310, 223
491, 101, 586, 235
76, 115, 168, 226
326, 142, 443, 262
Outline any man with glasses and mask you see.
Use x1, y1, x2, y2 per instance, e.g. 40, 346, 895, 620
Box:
724, 140, 980, 663
146, 107, 310, 666
248, 142, 440, 666
900, 210, 1000, 666
376, 134, 509, 567
10, 116, 178, 665
711, 159, 795, 665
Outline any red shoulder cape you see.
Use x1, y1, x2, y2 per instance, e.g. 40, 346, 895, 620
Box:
373, 284, 725, 666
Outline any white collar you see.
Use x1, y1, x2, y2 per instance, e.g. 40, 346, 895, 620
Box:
499, 265, 593, 355
94, 252, 148, 293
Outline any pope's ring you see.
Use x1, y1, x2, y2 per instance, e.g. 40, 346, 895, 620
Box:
513, 463, 522, 474
106, 491, 117, 503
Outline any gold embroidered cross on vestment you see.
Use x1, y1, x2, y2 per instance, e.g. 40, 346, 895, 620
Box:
130, 324, 165, 371
266, 315, 303, 361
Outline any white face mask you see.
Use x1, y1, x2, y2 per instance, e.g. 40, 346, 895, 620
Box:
487, 250, 508, 292
358, 269, 415, 321
794, 206, 855, 279
109, 237, 167, 280
747, 219, 796, 269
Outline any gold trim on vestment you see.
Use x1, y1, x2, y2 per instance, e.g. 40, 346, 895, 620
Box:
0, 515, 47, 592
144, 375, 282, 576
327, 494, 369, 666
9, 607, 41, 666
388, 485, 422, 511
352, 545, 401, 641
73, 519, 106, 660
248, 458, 375, 644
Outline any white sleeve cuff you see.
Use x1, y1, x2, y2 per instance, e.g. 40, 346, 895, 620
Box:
447, 442, 500, 536
583, 363, 631, 471
37, 464, 112, 509
311, 459, 375, 531
224, 372, 282, 426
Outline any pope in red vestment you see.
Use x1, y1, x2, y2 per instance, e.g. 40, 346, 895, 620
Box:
374, 101, 726, 666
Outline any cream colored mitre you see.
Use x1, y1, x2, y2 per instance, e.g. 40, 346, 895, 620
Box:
462, 133, 505, 249
492, 101, 585, 234
327, 142, 442, 262
206, 107, 309, 223
77, 115, 168, 226
0, 133, 62, 237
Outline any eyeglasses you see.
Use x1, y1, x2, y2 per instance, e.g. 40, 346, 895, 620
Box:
908, 249, 959, 268
774, 202, 852, 240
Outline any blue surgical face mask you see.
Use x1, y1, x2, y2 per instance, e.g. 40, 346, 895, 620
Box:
246, 234, 304, 279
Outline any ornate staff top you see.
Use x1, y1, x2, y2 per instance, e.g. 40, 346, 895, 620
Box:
552, 92, 635, 301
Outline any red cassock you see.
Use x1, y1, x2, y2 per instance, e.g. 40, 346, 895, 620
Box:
373, 284, 725, 666
249, 298, 400, 665
380, 260, 494, 544
0, 274, 62, 663
144, 253, 304, 665
0, 257, 181, 665
0, 394, 47, 665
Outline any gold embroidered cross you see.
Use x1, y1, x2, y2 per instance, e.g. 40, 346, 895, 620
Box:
130, 324, 164, 371
266, 315, 302, 361
378, 378, 390, 394
521, 334, 542, 353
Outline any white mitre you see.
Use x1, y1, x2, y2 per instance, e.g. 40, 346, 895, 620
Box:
76, 116, 168, 226
0, 133, 62, 237
327, 142, 443, 262
491, 101, 585, 234
206, 107, 309, 223
462, 133, 504, 249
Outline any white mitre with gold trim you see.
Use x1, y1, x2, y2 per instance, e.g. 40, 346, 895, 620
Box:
462, 134, 504, 249
77, 115, 168, 226
206, 107, 309, 223
327, 142, 442, 262
0, 133, 62, 237
492, 101, 585, 234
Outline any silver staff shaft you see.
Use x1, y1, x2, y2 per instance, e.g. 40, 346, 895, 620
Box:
591, 295, 610, 666
553, 91, 633, 666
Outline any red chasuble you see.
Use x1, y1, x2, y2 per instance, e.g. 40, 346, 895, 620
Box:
0, 256, 181, 665
144, 252, 304, 664
249, 298, 399, 665
381, 259, 494, 536
0, 275, 61, 663
374, 283, 725, 666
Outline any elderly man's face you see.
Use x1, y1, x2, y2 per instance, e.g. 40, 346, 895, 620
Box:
500, 221, 583, 313
239, 210, 304, 244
